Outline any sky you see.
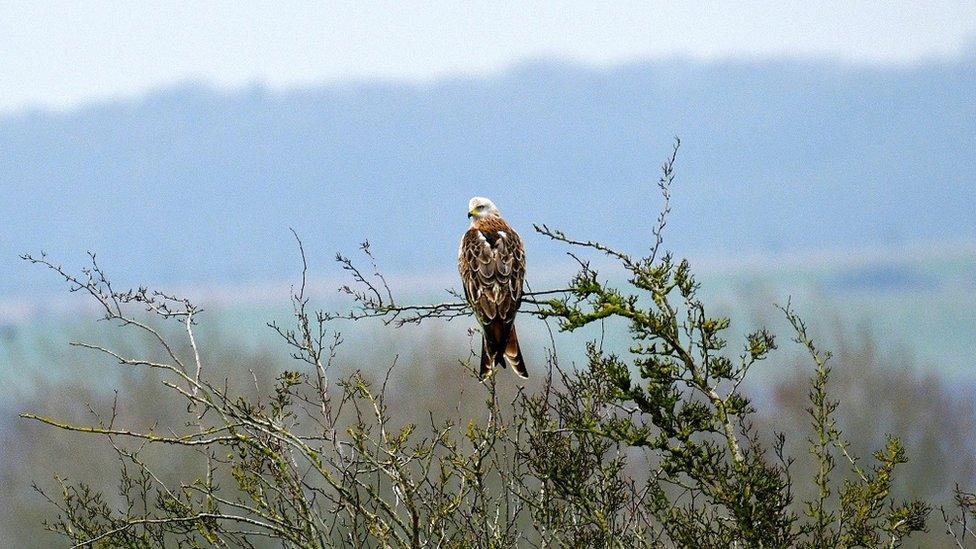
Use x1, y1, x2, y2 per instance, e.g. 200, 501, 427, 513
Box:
1, 1, 975, 114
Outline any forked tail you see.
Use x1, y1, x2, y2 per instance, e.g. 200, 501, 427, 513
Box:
479, 323, 527, 379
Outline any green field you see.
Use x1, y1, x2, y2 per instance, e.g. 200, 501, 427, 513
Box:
2, 245, 974, 398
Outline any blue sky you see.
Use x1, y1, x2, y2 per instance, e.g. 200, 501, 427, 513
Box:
2, 1, 974, 114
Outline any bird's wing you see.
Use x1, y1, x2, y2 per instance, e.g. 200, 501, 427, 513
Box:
458, 218, 525, 328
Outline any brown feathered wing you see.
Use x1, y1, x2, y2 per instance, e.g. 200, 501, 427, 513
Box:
458, 217, 527, 379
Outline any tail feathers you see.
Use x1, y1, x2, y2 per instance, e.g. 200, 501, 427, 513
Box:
479, 323, 527, 380
479, 336, 493, 379
504, 325, 528, 378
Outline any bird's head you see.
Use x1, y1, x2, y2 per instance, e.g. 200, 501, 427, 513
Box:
467, 196, 500, 222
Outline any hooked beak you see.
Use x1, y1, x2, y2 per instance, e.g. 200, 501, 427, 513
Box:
468, 209, 476, 219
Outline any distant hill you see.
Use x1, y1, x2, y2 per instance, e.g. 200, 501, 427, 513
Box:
1, 56, 974, 298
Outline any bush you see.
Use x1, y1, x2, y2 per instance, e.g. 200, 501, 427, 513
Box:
18, 142, 968, 547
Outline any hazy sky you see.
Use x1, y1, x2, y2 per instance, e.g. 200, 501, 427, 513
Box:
2, 1, 975, 113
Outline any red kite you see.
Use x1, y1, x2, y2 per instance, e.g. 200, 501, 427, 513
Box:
458, 197, 528, 379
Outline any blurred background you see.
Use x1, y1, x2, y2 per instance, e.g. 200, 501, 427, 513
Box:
1, 2, 974, 545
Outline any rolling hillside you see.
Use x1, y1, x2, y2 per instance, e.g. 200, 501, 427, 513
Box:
1, 56, 974, 298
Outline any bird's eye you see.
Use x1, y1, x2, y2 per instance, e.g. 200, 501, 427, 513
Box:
477, 205, 486, 211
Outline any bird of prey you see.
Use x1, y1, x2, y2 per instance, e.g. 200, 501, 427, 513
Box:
458, 196, 528, 379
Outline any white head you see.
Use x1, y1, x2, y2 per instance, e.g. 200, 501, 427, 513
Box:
467, 196, 500, 222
